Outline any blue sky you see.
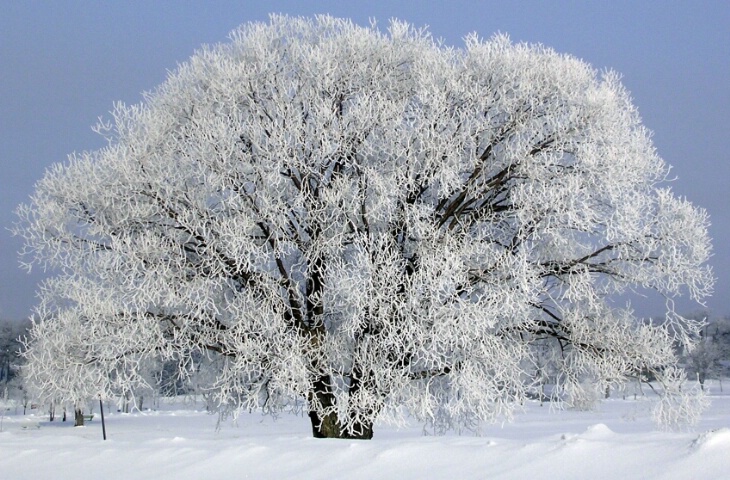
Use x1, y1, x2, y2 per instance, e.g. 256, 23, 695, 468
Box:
1, 0, 728, 320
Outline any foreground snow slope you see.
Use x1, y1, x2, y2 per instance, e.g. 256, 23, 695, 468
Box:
1, 391, 729, 480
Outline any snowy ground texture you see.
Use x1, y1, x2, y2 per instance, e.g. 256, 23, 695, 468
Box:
2, 386, 729, 479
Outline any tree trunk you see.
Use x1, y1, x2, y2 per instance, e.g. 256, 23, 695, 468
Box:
344, 419, 374, 440
345, 365, 375, 439
74, 407, 84, 427
308, 374, 342, 438
307, 374, 375, 439
307, 408, 373, 439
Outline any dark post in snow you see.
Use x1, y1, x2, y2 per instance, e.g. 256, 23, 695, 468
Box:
99, 396, 107, 440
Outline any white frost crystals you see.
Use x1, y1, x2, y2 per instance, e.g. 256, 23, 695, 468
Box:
15, 15, 713, 438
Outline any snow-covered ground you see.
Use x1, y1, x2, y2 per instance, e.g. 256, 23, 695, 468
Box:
2, 386, 729, 479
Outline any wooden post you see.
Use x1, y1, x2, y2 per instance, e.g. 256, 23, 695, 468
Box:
99, 396, 107, 440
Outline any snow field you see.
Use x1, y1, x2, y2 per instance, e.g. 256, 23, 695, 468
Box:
1, 389, 729, 479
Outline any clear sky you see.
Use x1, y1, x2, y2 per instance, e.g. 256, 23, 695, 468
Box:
1, 0, 728, 320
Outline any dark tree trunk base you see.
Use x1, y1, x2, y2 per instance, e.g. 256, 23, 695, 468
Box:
74, 408, 84, 427
307, 373, 376, 439
308, 410, 374, 439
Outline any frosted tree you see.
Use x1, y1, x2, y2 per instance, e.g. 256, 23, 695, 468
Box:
21, 308, 101, 425
0, 319, 30, 385
15, 16, 713, 438
0, 319, 31, 412
679, 312, 730, 391
21, 276, 188, 422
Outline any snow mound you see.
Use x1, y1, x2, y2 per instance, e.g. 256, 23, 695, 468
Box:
560, 424, 614, 442
691, 428, 730, 450
582, 423, 614, 438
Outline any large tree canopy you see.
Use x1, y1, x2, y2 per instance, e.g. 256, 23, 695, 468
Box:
16, 15, 713, 438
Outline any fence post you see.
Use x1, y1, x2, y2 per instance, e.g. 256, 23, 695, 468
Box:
99, 396, 107, 440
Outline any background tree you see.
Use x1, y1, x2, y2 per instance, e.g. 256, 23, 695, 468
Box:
0, 319, 29, 385
15, 15, 713, 438
677, 312, 730, 391
0, 318, 31, 409
20, 290, 172, 424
